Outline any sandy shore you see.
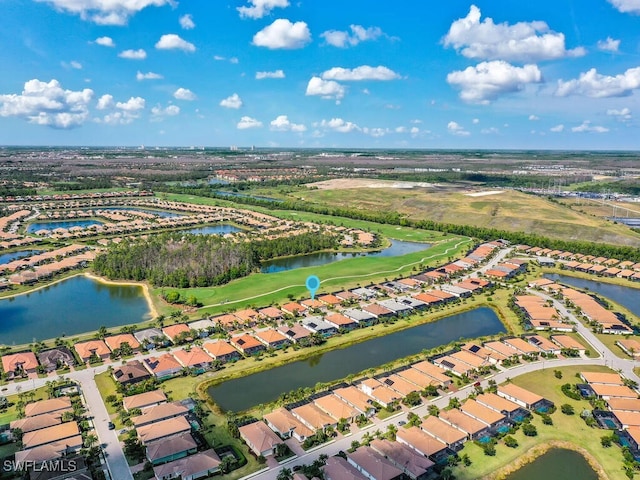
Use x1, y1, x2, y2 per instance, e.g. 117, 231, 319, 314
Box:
482, 440, 608, 480
84, 272, 158, 318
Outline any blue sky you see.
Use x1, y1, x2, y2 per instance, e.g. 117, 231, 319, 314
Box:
1, 0, 640, 149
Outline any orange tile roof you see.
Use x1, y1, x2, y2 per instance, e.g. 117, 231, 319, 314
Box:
2, 351, 39, 372
74, 339, 110, 360
254, 329, 289, 346
104, 333, 140, 352
162, 323, 191, 341
172, 346, 212, 367
203, 340, 238, 358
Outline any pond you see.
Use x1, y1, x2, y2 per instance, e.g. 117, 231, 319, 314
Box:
27, 219, 104, 233
0, 275, 152, 345
0, 250, 44, 265
101, 206, 185, 218
214, 190, 284, 203
260, 240, 432, 273
180, 225, 243, 235
208, 307, 505, 411
544, 273, 640, 318
505, 448, 598, 480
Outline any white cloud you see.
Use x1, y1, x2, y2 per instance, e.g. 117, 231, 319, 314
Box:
481, 127, 499, 134
443, 5, 585, 62
446, 60, 542, 103
237, 116, 262, 129
319, 118, 360, 133
447, 121, 470, 136
321, 24, 383, 48
395, 126, 406, 133
96, 94, 113, 110
136, 71, 163, 81
529, 114, 539, 120
571, 120, 609, 133
270, 115, 306, 132
95, 36, 115, 47
155, 34, 195, 52
597, 37, 620, 52
238, 0, 289, 19
220, 93, 243, 109
179, 14, 195, 30
116, 96, 145, 111
608, 0, 640, 14
35, 0, 173, 25
252, 19, 311, 49
556, 67, 640, 98
472, 118, 480, 124
363, 127, 388, 137
173, 88, 196, 101
256, 69, 285, 79
607, 107, 632, 120
151, 104, 180, 119
410, 126, 420, 136
62, 60, 82, 69
305, 77, 345, 102
118, 49, 146, 60
0, 78, 93, 129
321, 65, 400, 81
550, 124, 564, 132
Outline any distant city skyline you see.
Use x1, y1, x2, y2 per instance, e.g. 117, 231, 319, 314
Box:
1, 0, 640, 149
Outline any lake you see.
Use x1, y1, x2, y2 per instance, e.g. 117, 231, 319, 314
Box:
506, 448, 598, 480
102, 206, 185, 218
544, 273, 640, 318
0, 275, 152, 345
261, 240, 432, 273
180, 225, 243, 235
214, 190, 283, 203
208, 307, 505, 411
27, 220, 104, 233
0, 250, 43, 265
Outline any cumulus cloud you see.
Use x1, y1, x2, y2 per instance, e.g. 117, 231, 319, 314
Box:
270, 115, 306, 132
238, 0, 289, 19
571, 120, 609, 133
446, 60, 542, 103
608, 0, 640, 14
118, 49, 146, 60
252, 19, 311, 49
96, 95, 145, 125
0, 78, 93, 129
256, 69, 285, 79
35, 0, 173, 25
321, 24, 384, 48
447, 121, 470, 136
151, 104, 180, 119
363, 127, 388, 137
95, 36, 115, 47
155, 34, 195, 52
115, 96, 145, 111
237, 116, 262, 129
550, 124, 565, 132
136, 71, 163, 81
318, 117, 360, 133
555, 67, 640, 98
179, 14, 195, 30
321, 65, 400, 81
220, 93, 243, 109
173, 88, 196, 101
597, 37, 620, 52
443, 5, 585, 61
305, 77, 345, 102
607, 107, 632, 120
96, 94, 114, 110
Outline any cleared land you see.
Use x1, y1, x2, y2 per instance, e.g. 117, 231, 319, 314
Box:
292, 184, 640, 246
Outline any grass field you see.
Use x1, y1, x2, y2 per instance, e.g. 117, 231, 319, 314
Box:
453, 365, 627, 480
284, 187, 640, 246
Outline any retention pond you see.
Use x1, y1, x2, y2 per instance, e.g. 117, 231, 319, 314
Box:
505, 448, 598, 480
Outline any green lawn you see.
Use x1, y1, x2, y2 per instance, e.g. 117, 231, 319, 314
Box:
94, 371, 121, 424
453, 365, 627, 480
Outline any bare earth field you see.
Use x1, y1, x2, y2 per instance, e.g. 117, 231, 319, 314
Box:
298, 182, 640, 246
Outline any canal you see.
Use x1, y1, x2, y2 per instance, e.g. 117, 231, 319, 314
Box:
0, 250, 44, 265
0, 275, 152, 345
506, 448, 598, 480
261, 240, 432, 273
208, 307, 505, 411
544, 273, 640, 318
27, 219, 104, 233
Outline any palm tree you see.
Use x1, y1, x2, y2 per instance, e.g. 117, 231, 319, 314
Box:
84, 434, 98, 449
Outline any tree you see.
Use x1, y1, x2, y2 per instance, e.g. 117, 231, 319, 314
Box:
276, 468, 293, 480
428, 405, 440, 417
219, 456, 237, 474
504, 435, 518, 448
402, 391, 422, 407
522, 423, 538, 437
561, 404, 575, 415
84, 434, 98, 449
448, 397, 461, 409
601, 435, 613, 448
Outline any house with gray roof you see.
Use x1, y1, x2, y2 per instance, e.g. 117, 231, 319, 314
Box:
37, 347, 75, 373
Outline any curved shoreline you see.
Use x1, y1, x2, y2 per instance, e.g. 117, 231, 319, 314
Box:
83, 272, 158, 319
482, 441, 608, 480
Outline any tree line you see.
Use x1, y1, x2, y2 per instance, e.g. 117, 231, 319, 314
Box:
92, 231, 338, 288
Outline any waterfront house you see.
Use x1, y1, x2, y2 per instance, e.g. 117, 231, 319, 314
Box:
277, 323, 313, 344
74, 339, 110, 363
378, 299, 414, 315
238, 421, 283, 457
438, 408, 489, 440
411, 361, 453, 387
1, 351, 39, 378
134, 327, 167, 349
113, 360, 152, 386
362, 303, 394, 319
172, 346, 214, 373
230, 333, 265, 356
333, 386, 376, 417
202, 340, 241, 363
291, 403, 337, 431
187, 318, 216, 337
254, 328, 290, 349
123, 390, 167, 412
144, 353, 183, 380
460, 399, 506, 428
359, 379, 401, 408
301, 316, 337, 337
342, 308, 378, 326
162, 324, 192, 344
264, 407, 314, 442
314, 394, 361, 423
325, 312, 358, 331
152, 449, 221, 480
420, 416, 467, 449
37, 347, 75, 373
104, 333, 141, 354
475, 393, 525, 420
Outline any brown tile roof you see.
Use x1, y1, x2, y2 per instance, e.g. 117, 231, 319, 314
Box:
24, 397, 72, 417
314, 394, 360, 420
74, 339, 110, 360
172, 346, 213, 368
254, 329, 289, 346
202, 340, 239, 358
162, 323, 191, 341
397, 426, 446, 457
104, 333, 141, 352
131, 402, 189, 427
123, 390, 167, 411
137, 416, 191, 443
1, 351, 39, 372
421, 415, 467, 445
22, 421, 80, 449
580, 372, 624, 385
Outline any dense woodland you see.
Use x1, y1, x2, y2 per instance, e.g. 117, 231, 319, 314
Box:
92, 231, 338, 288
